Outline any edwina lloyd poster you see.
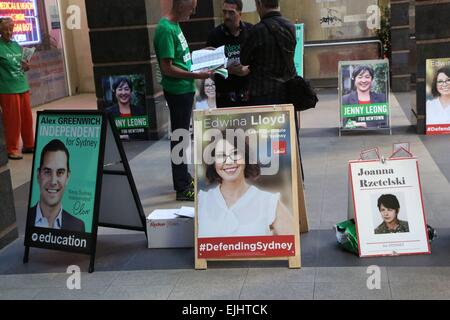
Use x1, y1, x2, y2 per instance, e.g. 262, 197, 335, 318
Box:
194, 107, 299, 259
349, 158, 430, 258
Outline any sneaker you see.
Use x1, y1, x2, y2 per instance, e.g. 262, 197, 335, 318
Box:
22, 147, 34, 154
176, 188, 195, 201
8, 153, 23, 160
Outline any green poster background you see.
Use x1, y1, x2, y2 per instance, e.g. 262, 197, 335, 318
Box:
294, 24, 304, 77
30, 114, 103, 233
339, 60, 390, 130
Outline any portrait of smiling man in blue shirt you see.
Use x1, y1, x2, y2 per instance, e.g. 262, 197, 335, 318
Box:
30, 139, 85, 232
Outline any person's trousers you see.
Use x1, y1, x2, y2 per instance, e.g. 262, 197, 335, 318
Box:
0, 92, 34, 155
164, 91, 195, 192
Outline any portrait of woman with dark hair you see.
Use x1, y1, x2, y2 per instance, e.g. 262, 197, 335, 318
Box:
105, 77, 146, 117
426, 67, 450, 125
342, 65, 386, 106
198, 131, 293, 238
374, 194, 409, 235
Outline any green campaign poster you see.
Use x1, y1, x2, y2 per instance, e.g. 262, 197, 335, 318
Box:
339, 60, 390, 131
102, 74, 149, 140
294, 24, 304, 77
25, 112, 105, 254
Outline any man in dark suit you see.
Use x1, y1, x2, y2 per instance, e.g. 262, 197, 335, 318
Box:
29, 205, 85, 232
30, 139, 85, 232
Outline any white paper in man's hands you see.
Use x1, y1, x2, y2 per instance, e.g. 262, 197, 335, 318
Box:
22, 47, 36, 62
191, 46, 227, 72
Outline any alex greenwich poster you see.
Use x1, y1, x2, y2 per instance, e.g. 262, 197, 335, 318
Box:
24, 112, 105, 254
194, 107, 298, 259
102, 74, 149, 139
349, 158, 430, 257
426, 58, 450, 135
339, 60, 390, 131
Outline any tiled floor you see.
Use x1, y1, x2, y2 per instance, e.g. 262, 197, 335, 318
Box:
2, 267, 450, 300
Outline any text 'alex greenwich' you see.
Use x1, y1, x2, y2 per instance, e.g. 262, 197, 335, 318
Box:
39, 116, 101, 139
357, 168, 407, 188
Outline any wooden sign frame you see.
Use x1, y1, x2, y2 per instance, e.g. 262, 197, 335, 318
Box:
193, 105, 308, 270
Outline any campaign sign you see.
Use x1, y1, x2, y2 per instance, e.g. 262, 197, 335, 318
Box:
339, 60, 390, 131
426, 58, 450, 135
349, 158, 430, 257
24, 111, 106, 254
294, 24, 304, 77
102, 74, 149, 139
194, 106, 302, 264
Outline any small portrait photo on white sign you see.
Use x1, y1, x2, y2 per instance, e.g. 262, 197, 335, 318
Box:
371, 193, 409, 235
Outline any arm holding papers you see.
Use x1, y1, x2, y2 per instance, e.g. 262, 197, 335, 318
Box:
160, 58, 211, 80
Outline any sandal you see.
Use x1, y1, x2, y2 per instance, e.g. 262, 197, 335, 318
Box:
8, 153, 23, 160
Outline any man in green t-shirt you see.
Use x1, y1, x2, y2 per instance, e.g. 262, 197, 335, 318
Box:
0, 17, 34, 160
154, 0, 211, 201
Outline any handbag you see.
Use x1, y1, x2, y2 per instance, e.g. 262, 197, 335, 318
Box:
261, 19, 318, 112
285, 75, 319, 112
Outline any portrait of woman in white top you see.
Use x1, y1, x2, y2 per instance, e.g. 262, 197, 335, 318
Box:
426, 67, 450, 125
198, 133, 294, 238
195, 78, 217, 110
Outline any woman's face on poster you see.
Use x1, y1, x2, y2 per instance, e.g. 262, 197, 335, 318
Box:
204, 78, 216, 98
214, 139, 245, 183
354, 70, 373, 93
436, 72, 450, 97
379, 204, 398, 224
115, 81, 132, 105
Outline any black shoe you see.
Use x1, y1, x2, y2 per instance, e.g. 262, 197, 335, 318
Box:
176, 188, 195, 201
8, 153, 23, 160
22, 147, 34, 154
